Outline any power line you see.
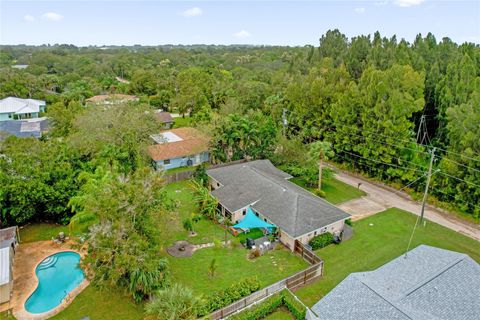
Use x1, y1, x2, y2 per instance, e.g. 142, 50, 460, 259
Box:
436, 171, 480, 189
430, 187, 480, 212
434, 146, 480, 164
336, 149, 426, 174
324, 126, 480, 178
441, 157, 480, 174
324, 127, 431, 156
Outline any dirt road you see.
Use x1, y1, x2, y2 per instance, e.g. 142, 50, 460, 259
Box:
333, 168, 480, 242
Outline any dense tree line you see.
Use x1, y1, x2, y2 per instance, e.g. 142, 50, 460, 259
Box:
0, 29, 479, 227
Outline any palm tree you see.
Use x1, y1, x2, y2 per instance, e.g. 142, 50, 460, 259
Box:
145, 284, 199, 320
308, 141, 334, 190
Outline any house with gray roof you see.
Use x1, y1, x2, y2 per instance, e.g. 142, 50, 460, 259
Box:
309, 245, 480, 320
0, 117, 49, 139
206, 160, 350, 250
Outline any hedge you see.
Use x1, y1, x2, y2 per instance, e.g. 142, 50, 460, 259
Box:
308, 232, 334, 250
229, 293, 284, 320
227, 289, 306, 320
197, 277, 261, 316
282, 290, 307, 320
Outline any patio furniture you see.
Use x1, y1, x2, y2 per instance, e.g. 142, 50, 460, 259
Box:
246, 238, 255, 249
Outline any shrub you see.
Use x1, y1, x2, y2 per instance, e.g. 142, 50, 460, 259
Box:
145, 284, 200, 320
197, 277, 261, 316
229, 293, 283, 320
248, 249, 261, 259
313, 189, 326, 198
227, 290, 306, 320
308, 232, 334, 250
345, 218, 352, 226
282, 290, 307, 320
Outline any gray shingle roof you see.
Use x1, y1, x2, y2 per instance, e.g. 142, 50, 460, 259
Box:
207, 160, 350, 238
311, 245, 480, 320
0, 117, 49, 139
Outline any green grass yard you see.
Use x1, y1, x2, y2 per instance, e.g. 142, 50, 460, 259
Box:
295, 208, 480, 307
163, 181, 308, 296
19, 221, 91, 243
50, 286, 144, 320
159, 181, 228, 246
169, 246, 308, 296
173, 116, 192, 128
289, 175, 366, 204
263, 307, 294, 320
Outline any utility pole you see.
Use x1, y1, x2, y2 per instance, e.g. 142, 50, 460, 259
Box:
420, 147, 436, 223
282, 108, 287, 136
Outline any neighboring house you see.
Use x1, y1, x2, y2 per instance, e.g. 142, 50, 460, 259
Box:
0, 226, 20, 304
0, 97, 46, 121
85, 94, 139, 105
206, 160, 351, 250
0, 117, 49, 139
310, 245, 480, 320
148, 127, 209, 170
154, 111, 173, 129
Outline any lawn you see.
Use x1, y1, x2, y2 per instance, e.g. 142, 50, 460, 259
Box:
169, 245, 308, 296
164, 182, 308, 296
173, 116, 192, 128
19, 221, 92, 243
159, 181, 227, 246
264, 307, 294, 320
295, 208, 480, 307
237, 228, 265, 244
289, 175, 365, 204
51, 286, 144, 320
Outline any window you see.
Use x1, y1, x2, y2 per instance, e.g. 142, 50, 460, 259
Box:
314, 231, 317, 236
255, 213, 259, 217
217, 182, 220, 187
264, 218, 267, 222
242, 209, 246, 216
164, 159, 170, 165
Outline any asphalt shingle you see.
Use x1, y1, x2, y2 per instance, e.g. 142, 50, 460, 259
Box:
207, 160, 350, 238
311, 245, 480, 320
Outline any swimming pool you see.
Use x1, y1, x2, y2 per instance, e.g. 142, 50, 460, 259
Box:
25, 251, 85, 314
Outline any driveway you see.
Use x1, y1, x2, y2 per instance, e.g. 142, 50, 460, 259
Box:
332, 167, 480, 242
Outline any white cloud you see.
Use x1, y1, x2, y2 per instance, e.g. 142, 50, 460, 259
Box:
41, 12, 64, 21
24, 15, 35, 22
233, 30, 251, 39
181, 7, 203, 17
374, 1, 388, 6
394, 0, 426, 7
354, 8, 366, 14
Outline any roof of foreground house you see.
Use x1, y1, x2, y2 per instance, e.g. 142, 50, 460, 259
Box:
0, 97, 45, 114
147, 127, 209, 161
207, 160, 350, 238
311, 245, 480, 320
0, 117, 49, 139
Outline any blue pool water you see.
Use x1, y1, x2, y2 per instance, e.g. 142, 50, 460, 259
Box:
25, 251, 85, 314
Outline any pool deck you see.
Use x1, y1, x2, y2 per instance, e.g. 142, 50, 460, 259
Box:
9, 240, 89, 320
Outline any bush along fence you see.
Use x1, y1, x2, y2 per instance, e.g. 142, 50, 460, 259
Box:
209, 240, 323, 319
228, 289, 307, 320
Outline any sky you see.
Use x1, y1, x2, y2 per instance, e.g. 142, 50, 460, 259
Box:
0, 0, 479, 46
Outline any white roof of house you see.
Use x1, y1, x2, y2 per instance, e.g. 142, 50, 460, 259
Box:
0, 247, 10, 285
150, 131, 184, 144
0, 97, 45, 114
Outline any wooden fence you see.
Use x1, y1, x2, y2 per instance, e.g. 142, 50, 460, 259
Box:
294, 240, 322, 265
210, 242, 324, 319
